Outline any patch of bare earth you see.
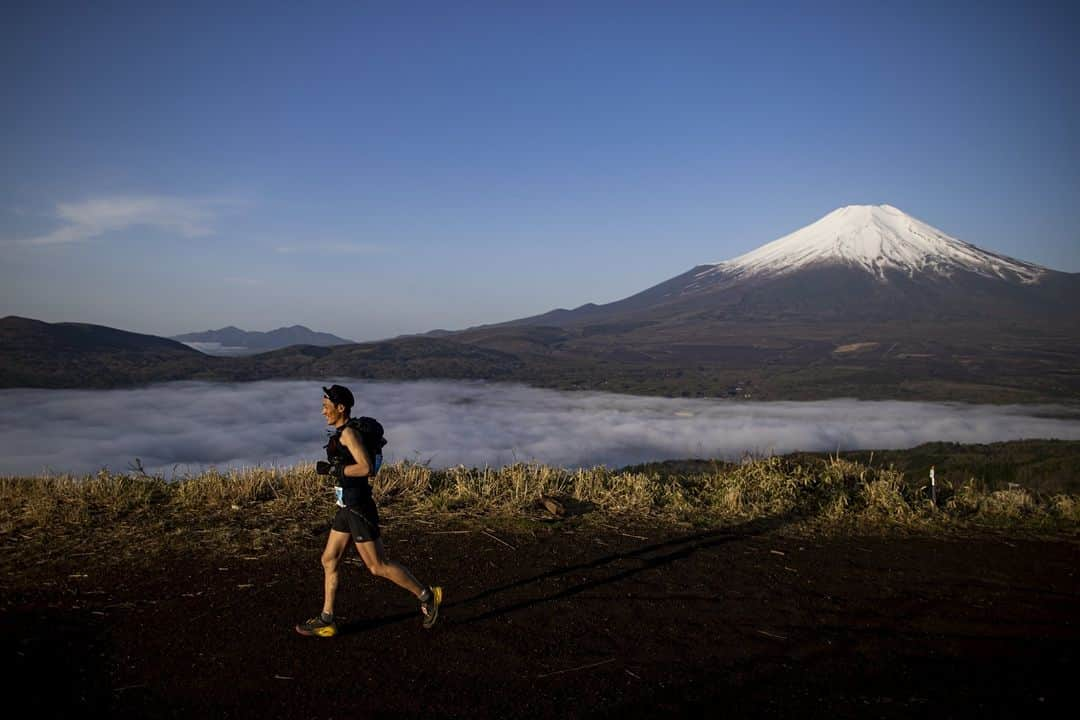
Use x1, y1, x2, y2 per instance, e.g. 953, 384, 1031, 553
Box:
3, 517, 1078, 719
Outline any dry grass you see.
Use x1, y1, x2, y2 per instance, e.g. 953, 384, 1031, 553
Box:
2, 454, 1076, 551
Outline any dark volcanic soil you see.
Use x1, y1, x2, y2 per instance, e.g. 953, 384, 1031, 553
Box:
3, 518, 1078, 719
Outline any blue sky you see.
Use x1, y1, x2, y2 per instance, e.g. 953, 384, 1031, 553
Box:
2, 0, 1077, 342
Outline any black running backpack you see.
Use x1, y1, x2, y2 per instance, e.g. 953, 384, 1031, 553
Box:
347, 416, 387, 471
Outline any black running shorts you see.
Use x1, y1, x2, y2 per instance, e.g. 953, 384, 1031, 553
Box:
331, 500, 381, 543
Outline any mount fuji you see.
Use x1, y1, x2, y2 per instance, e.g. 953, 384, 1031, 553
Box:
474, 204, 1077, 328
441, 204, 1080, 400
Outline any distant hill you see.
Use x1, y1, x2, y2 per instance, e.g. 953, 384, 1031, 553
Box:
171, 325, 355, 356
0, 316, 222, 388
0, 316, 521, 390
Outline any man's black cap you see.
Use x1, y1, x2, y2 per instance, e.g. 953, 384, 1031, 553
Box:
323, 384, 354, 410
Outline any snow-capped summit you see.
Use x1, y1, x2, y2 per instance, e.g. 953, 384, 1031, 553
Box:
706, 204, 1047, 284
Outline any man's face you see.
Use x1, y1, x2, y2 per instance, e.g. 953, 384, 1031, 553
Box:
321, 397, 346, 424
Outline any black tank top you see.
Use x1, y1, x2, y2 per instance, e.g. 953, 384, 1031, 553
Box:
325, 422, 373, 505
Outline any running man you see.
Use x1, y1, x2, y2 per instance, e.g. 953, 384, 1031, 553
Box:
296, 384, 442, 637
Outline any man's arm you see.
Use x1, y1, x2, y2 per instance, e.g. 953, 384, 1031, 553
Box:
339, 428, 372, 477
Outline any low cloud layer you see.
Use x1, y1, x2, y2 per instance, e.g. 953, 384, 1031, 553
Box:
2, 379, 1080, 479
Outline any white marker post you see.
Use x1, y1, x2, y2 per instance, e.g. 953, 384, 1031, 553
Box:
930, 465, 937, 505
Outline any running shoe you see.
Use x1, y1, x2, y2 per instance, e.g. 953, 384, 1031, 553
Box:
295, 615, 337, 638
420, 586, 443, 630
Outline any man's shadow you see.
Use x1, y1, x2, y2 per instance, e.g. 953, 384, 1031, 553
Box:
338, 512, 797, 635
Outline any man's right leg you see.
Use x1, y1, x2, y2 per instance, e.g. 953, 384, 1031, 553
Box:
297, 528, 352, 637
321, 529, 352, 616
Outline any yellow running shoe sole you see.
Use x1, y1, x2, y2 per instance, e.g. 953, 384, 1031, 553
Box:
422, 586, 443, 630
295, 623, 337, 638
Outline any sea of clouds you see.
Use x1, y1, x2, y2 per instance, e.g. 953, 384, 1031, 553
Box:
2, 379, 1080, 479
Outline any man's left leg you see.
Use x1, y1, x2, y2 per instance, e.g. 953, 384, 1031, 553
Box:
356, 538, 424, 597
357, 539, 443, 628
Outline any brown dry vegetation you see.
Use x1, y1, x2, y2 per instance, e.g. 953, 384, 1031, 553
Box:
2, 455, 1077, 574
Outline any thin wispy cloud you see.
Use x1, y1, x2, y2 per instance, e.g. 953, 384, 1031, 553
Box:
20, 195, 229, 246
1, 380, 1078, 479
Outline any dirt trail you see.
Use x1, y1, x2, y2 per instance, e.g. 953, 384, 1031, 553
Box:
4, 520, 1078, 718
